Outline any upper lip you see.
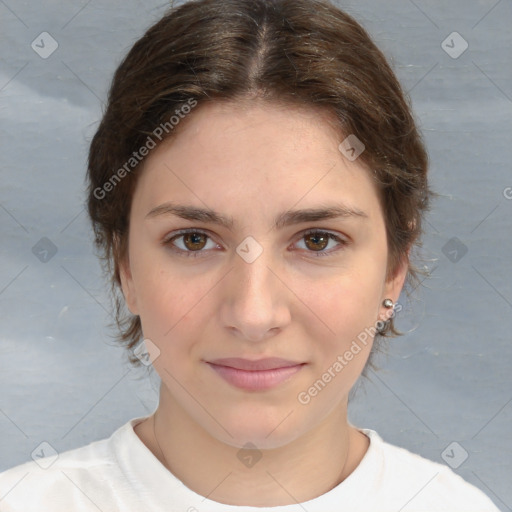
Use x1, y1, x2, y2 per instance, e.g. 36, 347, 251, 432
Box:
207, 357, 305, 371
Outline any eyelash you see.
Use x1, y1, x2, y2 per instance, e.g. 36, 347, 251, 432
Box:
162, 229, 348, 258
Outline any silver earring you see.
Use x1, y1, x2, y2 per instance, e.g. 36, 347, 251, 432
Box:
382, 298, 394, 309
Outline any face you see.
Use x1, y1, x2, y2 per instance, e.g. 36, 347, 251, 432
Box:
120, 100, 407, 450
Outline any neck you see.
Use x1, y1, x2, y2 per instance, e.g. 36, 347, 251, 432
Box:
135, 384, 369, 507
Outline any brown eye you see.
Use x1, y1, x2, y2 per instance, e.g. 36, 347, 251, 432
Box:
304, 232, 330, 251
164, 230, 219, 257
182, 232, 208, 251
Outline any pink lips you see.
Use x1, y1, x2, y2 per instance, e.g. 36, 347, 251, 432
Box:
206, 357, 305, 391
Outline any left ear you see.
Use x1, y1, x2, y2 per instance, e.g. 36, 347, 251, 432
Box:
382, 251, 409, 307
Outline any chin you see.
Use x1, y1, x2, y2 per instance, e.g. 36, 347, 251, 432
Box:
205, 410, 305, 450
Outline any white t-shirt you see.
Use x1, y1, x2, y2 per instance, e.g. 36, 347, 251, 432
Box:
0, 414, 500, 511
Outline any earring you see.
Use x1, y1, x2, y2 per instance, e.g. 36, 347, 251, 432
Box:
382, 298, 394, 309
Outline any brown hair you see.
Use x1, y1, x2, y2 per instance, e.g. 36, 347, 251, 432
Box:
87, 0, 432, 368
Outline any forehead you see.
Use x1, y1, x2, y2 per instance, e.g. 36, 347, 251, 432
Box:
132, 100, 383, 223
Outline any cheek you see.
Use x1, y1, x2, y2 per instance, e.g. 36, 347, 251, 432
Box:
296, 266, 384, 388
292, 276, 380, 412
301, 269, 383, 337
132, 256, 217, 353
136, 275, 193, 331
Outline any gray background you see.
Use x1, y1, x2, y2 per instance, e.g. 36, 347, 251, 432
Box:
0, 0, 511, 509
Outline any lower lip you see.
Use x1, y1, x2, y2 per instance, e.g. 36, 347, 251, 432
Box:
207, 363, 305, 391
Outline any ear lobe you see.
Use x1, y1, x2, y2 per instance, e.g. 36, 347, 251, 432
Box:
119, 255, 139, 315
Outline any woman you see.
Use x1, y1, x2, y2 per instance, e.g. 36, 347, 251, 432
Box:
0, 0, 501, 509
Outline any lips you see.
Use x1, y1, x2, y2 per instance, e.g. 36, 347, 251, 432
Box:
205, 357, 306, 391
207, 357, 303, 371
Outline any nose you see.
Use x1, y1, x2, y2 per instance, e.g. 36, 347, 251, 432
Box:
220, 243, 291, 342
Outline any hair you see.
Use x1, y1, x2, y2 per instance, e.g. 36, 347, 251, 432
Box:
87, 0, 432, 369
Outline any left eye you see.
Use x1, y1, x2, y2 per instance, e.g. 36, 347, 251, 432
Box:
294, 230, 345, 256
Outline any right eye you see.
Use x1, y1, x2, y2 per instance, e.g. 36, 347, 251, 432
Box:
163, 229, 220, 257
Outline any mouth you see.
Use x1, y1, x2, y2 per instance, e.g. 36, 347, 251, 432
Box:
205, 358, 306, 391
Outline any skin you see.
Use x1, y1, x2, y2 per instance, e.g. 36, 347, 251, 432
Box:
120, 99, 408, 506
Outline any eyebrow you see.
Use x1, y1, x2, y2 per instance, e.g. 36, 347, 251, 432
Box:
145, 201, 368, 230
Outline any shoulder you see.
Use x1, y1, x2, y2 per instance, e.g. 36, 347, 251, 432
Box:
0, 420, 142, 512
362, 429, 501, 511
